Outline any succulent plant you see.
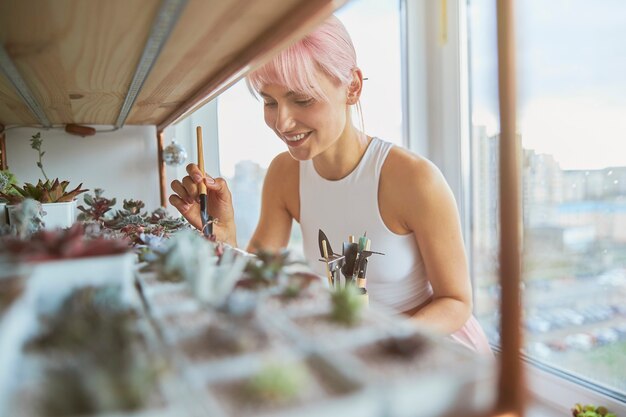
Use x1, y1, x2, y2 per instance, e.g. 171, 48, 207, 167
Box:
30, 132, 49, 181
241, 249, 293, 289
77, 188, 116, 222
29, 287, 161, 416
0, 169, 19, 202
571, 404, 617, 417
103, 200, 188, 241
1, 223, 129, 262
329, 285, 365, 326
0, 178, 88, 204
7, 198, 45, 238
245, 363, 309, 405
280, 272, 319, 300
0, 132, 89, 204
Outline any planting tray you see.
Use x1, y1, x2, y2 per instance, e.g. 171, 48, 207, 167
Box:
201, 350, 382, 417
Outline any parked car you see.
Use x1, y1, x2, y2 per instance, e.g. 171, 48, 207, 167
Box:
564, 333, 595, 351
591, 328, 619, 346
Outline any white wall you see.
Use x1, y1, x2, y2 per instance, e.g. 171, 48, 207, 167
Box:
5, 126, 165, 212
4, 100, 220, 215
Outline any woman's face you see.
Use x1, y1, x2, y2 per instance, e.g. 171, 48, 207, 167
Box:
259, 71, 350, 161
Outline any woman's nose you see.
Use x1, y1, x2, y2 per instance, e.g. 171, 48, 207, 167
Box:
275, 105, 296, 132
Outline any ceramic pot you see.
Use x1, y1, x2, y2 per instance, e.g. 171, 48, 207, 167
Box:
8, 200, 77, 229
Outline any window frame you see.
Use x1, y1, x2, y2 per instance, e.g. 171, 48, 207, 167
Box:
403, 0, 626, 411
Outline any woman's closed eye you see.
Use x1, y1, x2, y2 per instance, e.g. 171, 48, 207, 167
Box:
294, 97, 315, 107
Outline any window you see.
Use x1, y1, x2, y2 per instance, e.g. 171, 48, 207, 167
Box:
217, 0, 404, 253
469, 0, 626, 396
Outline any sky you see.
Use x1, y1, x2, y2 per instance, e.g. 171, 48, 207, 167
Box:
469, 0, 626, 170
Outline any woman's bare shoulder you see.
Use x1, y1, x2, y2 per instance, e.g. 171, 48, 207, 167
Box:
382, 146, 444, 190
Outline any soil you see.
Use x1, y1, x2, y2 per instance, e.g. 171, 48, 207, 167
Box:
354, 335, 471, 380
179, 318, 271, 362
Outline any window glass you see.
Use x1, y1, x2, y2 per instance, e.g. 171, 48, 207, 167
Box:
217, 0, 403, 253
469, 0, 626, 392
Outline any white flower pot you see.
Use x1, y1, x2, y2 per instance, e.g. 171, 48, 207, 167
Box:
0, 203, 7, 226
22, 252, 137, 314
8, 200, 77, 229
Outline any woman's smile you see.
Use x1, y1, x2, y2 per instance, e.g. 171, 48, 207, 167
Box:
283, 131, 312, 147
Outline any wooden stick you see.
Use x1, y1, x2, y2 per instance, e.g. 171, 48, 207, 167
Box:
196, 126, 207, 195
156, 130, 166, 207
496, 0, 524, 415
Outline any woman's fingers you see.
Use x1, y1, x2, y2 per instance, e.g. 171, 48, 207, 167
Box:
169, 194, 201, 229
186, 163, 205, 184
170, 179, 194, 205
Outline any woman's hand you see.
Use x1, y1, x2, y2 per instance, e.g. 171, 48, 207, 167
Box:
169, 164, 238, 247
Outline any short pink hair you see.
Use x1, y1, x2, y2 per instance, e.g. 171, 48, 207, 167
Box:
247, 15, 357, 102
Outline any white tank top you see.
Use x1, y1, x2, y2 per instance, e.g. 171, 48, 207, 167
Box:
299, 137, 434, 312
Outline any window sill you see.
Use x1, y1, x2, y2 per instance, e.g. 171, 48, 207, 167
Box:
526, 361, 626, 417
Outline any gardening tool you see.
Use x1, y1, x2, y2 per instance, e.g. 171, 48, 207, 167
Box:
196, 126, 213, 238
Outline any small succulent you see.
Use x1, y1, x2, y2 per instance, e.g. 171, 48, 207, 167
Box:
245, 363, 308, 405
242, 249, 293, 289
146, 230, 218, 283
0, 169, 19, 202
104, 201, 187, 240
280, 272, 319, 300
77, 188, 116, 222
30, 287, 161, 416
330, 285, 365, 326
0, 178, 88, 204
7, 198, 45, 238
572, 404, 617, 417
30, 132, 49, 181
1, 223, 129, 262
119, 199, 145, 216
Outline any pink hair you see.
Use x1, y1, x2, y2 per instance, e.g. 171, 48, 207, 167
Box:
247, 15, 357, 102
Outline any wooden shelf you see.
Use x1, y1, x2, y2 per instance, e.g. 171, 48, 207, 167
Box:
0, 0, 347, 129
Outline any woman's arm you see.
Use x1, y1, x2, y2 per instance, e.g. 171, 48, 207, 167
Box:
385, 149, 473, 334
246, 152, 299, 252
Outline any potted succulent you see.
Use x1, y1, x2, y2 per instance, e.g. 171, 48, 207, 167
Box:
0, 133, 88, 229
0, 223, 134, 312
0, 169, 19, 226
571, 404, 617, 417
21, 287, 163, 417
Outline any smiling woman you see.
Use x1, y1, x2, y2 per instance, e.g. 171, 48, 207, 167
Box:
170, 11, 492, 355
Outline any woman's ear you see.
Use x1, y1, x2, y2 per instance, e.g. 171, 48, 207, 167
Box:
346, 68, 363, 105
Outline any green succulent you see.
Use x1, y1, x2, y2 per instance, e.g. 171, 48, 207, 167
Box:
0, 170, 19, 201
0, 179, 88, 204
245, 363, 308, 405
572, 404, 617, 417
330, 285, 365, 326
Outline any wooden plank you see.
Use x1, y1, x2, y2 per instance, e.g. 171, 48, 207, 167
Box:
0, 0, 160, 125
127, 0, 302, 125
155, 0, 345, 130
495, 0, 525, 415
0, 76, 38, 125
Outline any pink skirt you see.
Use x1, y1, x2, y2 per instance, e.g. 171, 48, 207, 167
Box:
449, 315, 493, 356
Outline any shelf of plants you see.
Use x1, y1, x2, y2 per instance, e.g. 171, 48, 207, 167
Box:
0, 189, 495, 417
